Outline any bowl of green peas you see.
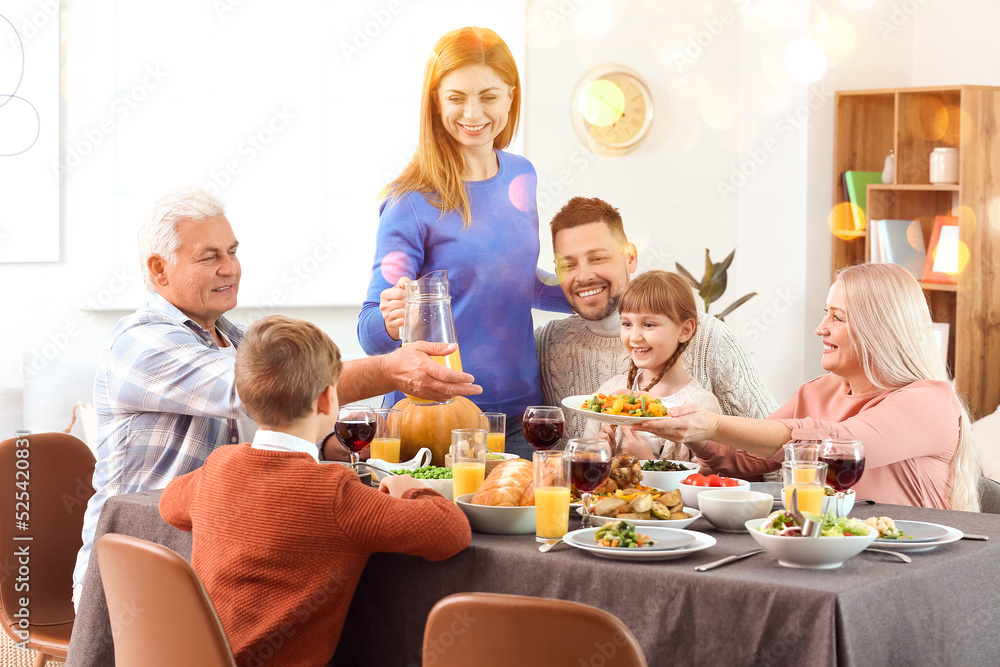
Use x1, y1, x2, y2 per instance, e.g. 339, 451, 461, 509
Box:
390, 466, 453, 500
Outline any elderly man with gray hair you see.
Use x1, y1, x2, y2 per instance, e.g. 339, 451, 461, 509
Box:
71, 187, 480, 608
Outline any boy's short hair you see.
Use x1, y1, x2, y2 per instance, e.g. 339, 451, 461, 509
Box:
549, 196, 628, 245
236, 315, 342, 427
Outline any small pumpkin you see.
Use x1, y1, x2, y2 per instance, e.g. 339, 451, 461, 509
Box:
392, 396, 483, 466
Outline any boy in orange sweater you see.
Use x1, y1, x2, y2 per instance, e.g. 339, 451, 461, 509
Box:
160, 315, 470, 666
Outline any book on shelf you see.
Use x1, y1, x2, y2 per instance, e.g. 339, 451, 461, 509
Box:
843, 171, 882, 232
870, 219, 926, 278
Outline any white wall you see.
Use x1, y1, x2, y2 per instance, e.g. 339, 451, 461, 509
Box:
1, 0, 994, 409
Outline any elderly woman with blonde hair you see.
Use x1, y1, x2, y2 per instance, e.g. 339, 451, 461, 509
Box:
637, 263, 980, 511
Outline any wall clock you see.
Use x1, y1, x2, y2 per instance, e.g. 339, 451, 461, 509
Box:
571, 64, 654, 157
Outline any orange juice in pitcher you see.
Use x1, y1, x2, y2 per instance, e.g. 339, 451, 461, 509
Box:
401, 270, 462, 406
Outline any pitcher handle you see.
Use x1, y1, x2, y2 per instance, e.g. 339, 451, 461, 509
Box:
415, 447, 432, 468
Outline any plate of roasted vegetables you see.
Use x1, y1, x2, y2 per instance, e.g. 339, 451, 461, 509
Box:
562, 393, 676, 426
581, 487, 700, 529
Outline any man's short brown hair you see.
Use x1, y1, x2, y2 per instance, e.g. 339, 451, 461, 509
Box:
549, 196, 628, 245
235, 315, 342, 427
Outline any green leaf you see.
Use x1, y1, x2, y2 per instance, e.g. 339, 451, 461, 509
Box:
700, 278, 726, 306
702, 249, 715, 284
715, 292, 757, 321
717, 249, 736, 273
674, 262, 701, 289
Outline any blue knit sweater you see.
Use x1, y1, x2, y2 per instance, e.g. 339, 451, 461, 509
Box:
358, 150, 570, 419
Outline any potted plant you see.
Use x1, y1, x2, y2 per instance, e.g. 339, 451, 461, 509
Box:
676, 249, 756, 322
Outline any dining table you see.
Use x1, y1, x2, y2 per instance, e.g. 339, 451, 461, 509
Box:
66, 489, 1000, 667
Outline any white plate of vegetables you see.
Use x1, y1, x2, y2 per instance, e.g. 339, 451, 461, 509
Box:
563, 523, 716, 561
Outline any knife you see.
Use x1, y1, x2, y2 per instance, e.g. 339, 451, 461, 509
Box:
961, 534, 989, 541
694, 549, 763, 571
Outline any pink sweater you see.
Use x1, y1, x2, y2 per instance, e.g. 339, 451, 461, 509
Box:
696, 374, 960, 509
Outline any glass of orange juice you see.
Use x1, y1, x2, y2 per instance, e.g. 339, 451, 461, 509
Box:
450, 429, 487, 501
478, 412, 506, 454
370, 408, 401, 464
781, 461, 828, 516
533, 450, 571, 544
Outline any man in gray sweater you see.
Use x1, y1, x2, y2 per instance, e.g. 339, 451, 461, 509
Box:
535, 197, 778, 442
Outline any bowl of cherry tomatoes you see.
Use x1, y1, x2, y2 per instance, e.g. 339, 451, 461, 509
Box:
678, 473, 750, 509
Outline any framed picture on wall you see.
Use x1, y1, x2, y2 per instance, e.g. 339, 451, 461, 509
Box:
922, 215, 960, 284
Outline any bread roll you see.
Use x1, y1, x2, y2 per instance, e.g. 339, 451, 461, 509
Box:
471, 459, 534, 506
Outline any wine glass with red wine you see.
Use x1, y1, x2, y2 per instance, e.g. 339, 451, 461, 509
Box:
334, 405, 377, 473
819, 438, 864, 517
522, 406, 565, 451
566, 437, 612, 529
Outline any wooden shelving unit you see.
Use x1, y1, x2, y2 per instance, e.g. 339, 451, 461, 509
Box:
832, 85, 1000, 418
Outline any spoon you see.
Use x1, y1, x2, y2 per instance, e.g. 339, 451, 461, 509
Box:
864, 548, 912, 563
538, 538, 563, 553
788, 489, 821, 538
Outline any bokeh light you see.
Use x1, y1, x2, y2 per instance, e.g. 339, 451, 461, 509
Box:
905, 220, 924, 251
840, 0, 876, 10
508, 173, 536, 213
582, 80, 625, 127
811, 11, 857, 65
950, 205, 977, 236
718, 117, 758, 153
829, 202, 866, 240
784, 38, 828, 83
571, 0, 616, 40
663, 114, 701, 154
934, 105, 975, 146
670, 73, 712, 99
700, 86, 742, 130
380, 250, 414, 285
909, 95, 946, 141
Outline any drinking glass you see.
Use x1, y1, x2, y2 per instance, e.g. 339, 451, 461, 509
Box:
781, 461, 828, 516
369, 408, 401, 464
782, 442, 820, 463
334, 405, 376, 473
819, 438, 865, 517
451, 429, 487, 500
566, 437, 612, 529
522, 406, 565, 451
534, 450, 571, 544
478, 412, 506, 454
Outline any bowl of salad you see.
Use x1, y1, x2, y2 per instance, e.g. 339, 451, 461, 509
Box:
746, 510, 878, 569
639, 459, 700, 492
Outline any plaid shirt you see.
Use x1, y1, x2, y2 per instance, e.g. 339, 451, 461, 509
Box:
73, 293, 248, 588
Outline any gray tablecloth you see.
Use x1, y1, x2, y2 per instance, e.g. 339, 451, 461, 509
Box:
67, 491, 1000, 667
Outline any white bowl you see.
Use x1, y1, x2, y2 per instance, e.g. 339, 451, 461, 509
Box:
586, 506, 701, 530
638, 460, 700, 492
455, 493, 536, 535
746, 517, 878, 569
697, 490, 773, 532
365, 447, 433, 481
421, 477, 454, 500
678, 477, 750, 509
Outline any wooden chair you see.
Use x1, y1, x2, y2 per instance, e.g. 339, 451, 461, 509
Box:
96, 533, 236, 667
422, 592, 647, 667
0, 433, 96, 667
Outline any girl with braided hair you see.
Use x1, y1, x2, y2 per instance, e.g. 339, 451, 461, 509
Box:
585, 271, 721, 462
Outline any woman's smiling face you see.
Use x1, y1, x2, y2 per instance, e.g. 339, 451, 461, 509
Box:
816, 280, 864, 379
435, 64, 514, 156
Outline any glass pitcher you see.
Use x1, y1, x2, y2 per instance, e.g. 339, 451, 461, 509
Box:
402, 270, 462, 405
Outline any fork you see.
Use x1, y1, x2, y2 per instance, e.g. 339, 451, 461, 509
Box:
864, 548, 912, 563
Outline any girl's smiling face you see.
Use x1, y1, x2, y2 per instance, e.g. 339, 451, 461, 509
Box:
620, 311, 695, 373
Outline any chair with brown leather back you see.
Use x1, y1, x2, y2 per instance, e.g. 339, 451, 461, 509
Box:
96, 533, 236, 667
422, 592, 648, 667
0, 432, 96, 667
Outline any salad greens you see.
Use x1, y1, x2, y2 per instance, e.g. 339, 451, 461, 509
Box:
594, 520, 656, 548
758, 510, 871, 537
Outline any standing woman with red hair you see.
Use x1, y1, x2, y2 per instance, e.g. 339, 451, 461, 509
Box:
358, 27, 570, 458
